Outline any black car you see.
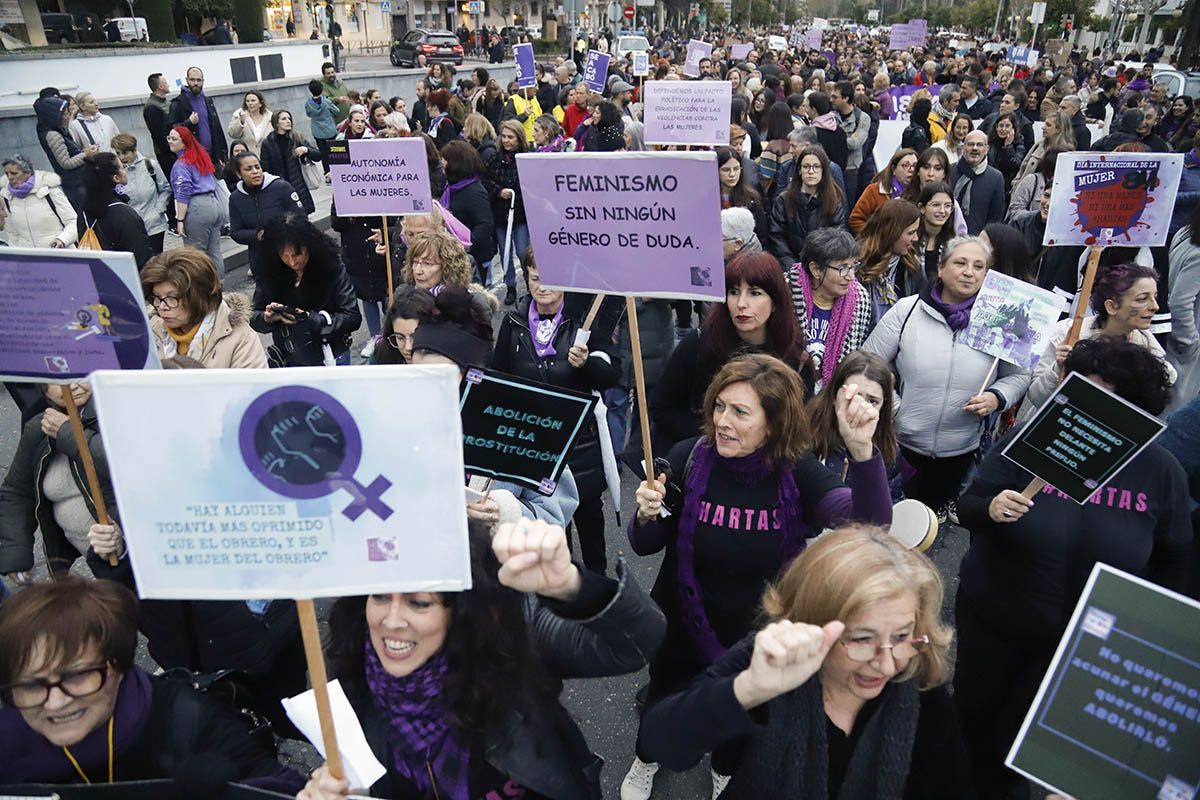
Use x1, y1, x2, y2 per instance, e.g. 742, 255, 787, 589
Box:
40, 13, 79, 43
390, 29, 463, 67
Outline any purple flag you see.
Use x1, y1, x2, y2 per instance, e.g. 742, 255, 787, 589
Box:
0, 247, 158, 382
517, 152, 725, 301
329, 138, 432, 217
514, 43, 536, 88
643, 80, 732, 147
583, 50, 611, 93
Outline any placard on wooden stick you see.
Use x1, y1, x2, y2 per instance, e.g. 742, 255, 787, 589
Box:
1007, 564, 1200, 800
1002, 373, 1165, 504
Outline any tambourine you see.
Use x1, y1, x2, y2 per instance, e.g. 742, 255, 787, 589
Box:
888, 499, 938, 552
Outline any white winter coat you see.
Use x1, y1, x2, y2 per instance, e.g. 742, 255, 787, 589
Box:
70, 113, 121, 152
0, 170, 79, 248
863, 293, 1033, 457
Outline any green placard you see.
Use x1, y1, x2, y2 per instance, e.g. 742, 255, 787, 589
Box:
1007, 564, 1200, 799
1002, 372, 1165, 503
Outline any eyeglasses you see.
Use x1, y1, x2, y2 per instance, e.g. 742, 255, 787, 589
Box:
822, 261, 859, 277
799, 163, 823, 172
839, 634, 930, 662
2, 663, 111, 709
149, 294, 182, 310
386, 333, 412, 350
412, 259, 440, 269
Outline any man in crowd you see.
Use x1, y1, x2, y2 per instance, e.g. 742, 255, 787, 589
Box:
168, 66, 226, 166
1060, 95, 1091, 150
953, 130, 1006, 234
959, 75, 992, 121
830, 81, 870, 203
319, 61, 351, 124
1138, 104, 1171, 152
142, 72, 175, 178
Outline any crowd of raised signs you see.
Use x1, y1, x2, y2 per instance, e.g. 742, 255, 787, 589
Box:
0, 19, 1199, 800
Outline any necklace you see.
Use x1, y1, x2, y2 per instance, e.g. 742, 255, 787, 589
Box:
62, 716, 114, 784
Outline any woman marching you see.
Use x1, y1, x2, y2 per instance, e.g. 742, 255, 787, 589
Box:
167, 126, 225, 275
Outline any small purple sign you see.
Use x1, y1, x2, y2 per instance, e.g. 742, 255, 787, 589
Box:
643, 80, 732, 146
514, 42, 536, 89
885, 84, 941, 120
329, 137, 432, 217
583, 49, 611, 93
682, 39, 711, 78
806, 29, 823, 49
238, 385, 394, 521
730, 43, 752, 60
0, 248, 156, 383
517, 151, 724, 302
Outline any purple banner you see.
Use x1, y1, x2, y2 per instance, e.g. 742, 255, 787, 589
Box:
329, 137, 432, 217
514, 42, 536, 88
1044, 153, 1185, 247
885, 84, 941, 120
643, 80, 732, 146
517, 152, 725, 301
682, 39, 712, 78
583, 50, 610, 93
730, 42, 752, 60
0, 247, 157, 382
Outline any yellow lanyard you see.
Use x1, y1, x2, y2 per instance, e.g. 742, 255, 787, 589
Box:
62, 716, 114, 784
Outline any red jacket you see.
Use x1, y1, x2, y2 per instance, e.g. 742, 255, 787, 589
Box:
563, 103, 590, 139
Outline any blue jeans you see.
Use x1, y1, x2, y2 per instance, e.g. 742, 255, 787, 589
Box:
493, 222, 530, 289
361, 299, 384, 337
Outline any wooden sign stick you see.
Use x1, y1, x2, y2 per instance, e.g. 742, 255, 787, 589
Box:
481, 476, 495, 502
626, 296, 656, 483
60, 387, 117, 567
297, 598, 344, 780
1021, 477, 1047, 499
581, 293, 606, 332
382, 215, 395, 303
1066, 245, 1103, 347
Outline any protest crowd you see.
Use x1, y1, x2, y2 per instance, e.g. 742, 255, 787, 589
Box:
2, 15, 1200, 800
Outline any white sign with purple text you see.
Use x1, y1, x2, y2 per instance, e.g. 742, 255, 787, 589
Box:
329, 137, 432, 217
643, 80, 732, 146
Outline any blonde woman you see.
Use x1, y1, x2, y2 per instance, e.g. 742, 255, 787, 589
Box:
463, 111, 498, 164
227, 90, 272, 155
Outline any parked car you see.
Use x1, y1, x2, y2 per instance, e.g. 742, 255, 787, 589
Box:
109, 16, 148, 41
390, 28, 463, 67
40, 12, 79, 43
615, 34, 650, 58
525, 23, 542, 39
499, 25, 526, 44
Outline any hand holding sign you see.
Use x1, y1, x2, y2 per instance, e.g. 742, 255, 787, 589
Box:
298, 766, 351, 800
988, 489, 1034, 523
493, 519, 582, 601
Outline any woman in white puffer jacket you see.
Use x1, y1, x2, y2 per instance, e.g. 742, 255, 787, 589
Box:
0, 154, 78, 249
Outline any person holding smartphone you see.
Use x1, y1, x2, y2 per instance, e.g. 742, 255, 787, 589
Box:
250, 213, 361, 367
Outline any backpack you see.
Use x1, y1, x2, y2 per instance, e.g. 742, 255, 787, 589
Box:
78, 213, 103, 250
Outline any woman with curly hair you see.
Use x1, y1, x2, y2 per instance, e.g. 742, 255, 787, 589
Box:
250, 212, 361, 367
955, 337, 1191, 800
856, 198, 923, 326
401, 228, 473, 293
298, 518, 665, 800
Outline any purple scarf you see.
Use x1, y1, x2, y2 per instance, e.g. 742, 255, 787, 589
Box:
928, 281, 976, 332
536, 134, 565, 153
186, 90, 212, 152
795, 265, 862, 387
890, 176, 907, 198
0, 666, 153, 782
9, 174, 36, 198
676, 442, 805, 663
363, 641, 470, 800
439, 175, 480, 208
528, 301, 564, 358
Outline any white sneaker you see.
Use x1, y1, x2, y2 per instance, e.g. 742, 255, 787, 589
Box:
620, 757, 659, 800
360, 338, 376, 359
711, 769, 730, 799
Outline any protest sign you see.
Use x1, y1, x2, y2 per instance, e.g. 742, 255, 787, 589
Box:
1044, 153, 1184, 248
1002, 372, 1166, 504
91, 365, 472, 600
887, 23, 914, 49
682, 39, 712, 77
789, 29, 802, 47
811, 16, 829, 28
1007, 563, 1200, 800
513, 42, 536, 88
643, 80, 732, 146
963, 270, 1068, 370
766, 34, 787, 52
1045, 39, 1070, 67
632, 50, 649, 76
328, 137, 432, 217
517, 151, 724, 301
0, 247, 157, 383
806, 28, 823, 49
583, 49, 611, 92
1008, 45, 1040, 66
882, 84, 940, 120
458, 367, 596, 493
730, 42, 752, 60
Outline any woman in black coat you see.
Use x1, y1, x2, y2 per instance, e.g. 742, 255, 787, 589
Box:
492, 256, 622, 572
297, 519, 665, 800
486, 119, 530, 305
77, 152, 152, 269
901, 97, 933, 154
227, 151, 306, 279
258, 109, 322, 215
440, 139, 497, 284
330, 198, 391, 356
769, 145, 848, 269
250, 213, 362, 367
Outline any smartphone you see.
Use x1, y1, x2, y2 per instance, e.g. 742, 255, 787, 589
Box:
277, 306, 308, 320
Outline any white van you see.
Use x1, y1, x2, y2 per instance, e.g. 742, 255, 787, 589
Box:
110, 17, 148, 41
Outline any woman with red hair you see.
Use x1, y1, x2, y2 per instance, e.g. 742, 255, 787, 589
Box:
650, 251, 814, 456
166, 125, 225, 274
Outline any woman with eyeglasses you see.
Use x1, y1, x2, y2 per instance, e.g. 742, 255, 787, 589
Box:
0, 575, 305, 790
717, 147, 768, 247
141, 248, 267, 369
636, 525, 970, 800
770, 145, 848, 270
915, 181, 957, 280
371, 285, 436, 364
623, 356, 892, 800
788, 229, 873, 393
